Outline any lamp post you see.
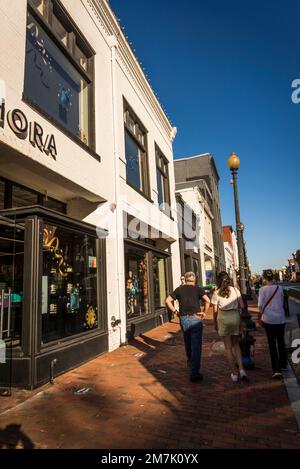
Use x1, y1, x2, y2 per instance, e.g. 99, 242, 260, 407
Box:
227, 153, 251, 320
227, 152, 248, 301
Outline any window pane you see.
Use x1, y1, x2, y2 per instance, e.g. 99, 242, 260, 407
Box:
0, 180, 4, 210
156, 169, 164, 206
125, 246, 149, 319
126, 113, 135, 134
156, 153, 162, 170
44, 197, 66, 214
125, 131, 141, 190
153, 256, 167, 308
25, 13, 90, 146
52, 14, 68, 46
135, 125, 144, 146
163, 175, 171, 206
0, 218, 25, 347
42, 223, 98, 343
78, 79, 89, 144
12, 185, 38, 208
140, 150, 148, 195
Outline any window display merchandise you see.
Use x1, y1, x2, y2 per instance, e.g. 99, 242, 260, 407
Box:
125, 247, 149, 319
0, 218, 24, 346
42, 222, 98, 343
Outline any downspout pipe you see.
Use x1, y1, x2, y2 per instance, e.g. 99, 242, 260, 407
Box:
109, 35, 126, 345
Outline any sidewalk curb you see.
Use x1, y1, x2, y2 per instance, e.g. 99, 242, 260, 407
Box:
283, 365, 300, 432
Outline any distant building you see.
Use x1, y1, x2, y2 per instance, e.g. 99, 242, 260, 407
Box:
174, 153, 226, 274
176, 192, 201, 284
223, 226, 239, 284
176, 183, 215, 285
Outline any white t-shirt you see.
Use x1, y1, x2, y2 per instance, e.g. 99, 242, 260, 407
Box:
258, 285, 285, 325
211, 286, 241, 311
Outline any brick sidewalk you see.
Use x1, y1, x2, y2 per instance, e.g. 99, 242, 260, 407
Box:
0, 310, 300, 449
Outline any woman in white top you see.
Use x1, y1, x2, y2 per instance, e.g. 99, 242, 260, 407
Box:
211, 272, 248, 382
258, 269, 287, 379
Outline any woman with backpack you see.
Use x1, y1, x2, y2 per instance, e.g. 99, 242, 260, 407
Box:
258, 270, 288, 379
211, 272, 248, 383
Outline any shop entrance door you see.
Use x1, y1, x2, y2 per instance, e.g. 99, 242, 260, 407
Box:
0, 213, 24, 395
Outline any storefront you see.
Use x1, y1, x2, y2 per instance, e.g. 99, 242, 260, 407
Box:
0, 0, 182, 389
124, 239, 172, 339
0, 205, 107, 389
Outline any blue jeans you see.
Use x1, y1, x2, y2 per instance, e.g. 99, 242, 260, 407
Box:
180, 316, 203, 377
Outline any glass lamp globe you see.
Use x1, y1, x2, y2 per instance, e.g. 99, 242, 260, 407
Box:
227, 152, 240, 171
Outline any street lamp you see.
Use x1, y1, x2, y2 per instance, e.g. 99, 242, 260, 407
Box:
227, 152, 250, 313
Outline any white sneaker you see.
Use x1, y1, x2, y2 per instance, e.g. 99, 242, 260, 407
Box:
239, 369, 248, 381
231, 373, 239, 382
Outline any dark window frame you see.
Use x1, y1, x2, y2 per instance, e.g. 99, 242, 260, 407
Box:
0, 205, 108, 355
40, 217, 103, 345
155, 144, 171, 216
124, 239, 171, 322
123, 99, 151, 199
0, 176, 66, 214
25, 0, 96, 154
151, 252, 168, 310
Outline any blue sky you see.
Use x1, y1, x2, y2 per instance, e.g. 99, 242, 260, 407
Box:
110, 0, 300, 273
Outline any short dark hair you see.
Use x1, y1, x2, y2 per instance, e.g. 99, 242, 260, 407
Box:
263, 269, 274, 281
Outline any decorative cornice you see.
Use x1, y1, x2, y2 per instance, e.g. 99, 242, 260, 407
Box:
85, 0, 174, 140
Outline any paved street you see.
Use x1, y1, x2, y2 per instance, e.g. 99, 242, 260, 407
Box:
0, 305, 300, 449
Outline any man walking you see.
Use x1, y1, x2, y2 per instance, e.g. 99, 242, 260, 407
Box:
166, 272, 210, 382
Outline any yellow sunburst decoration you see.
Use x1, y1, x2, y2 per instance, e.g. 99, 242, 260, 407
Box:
86, 306, 96, 329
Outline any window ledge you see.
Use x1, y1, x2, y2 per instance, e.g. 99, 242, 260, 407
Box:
126, 181, 154, 204
158, 206, 174, 221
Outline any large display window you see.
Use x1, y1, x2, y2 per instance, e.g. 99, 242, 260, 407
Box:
125, 242, 170, 321
0, 216, 24, 347
42, 221, 98, 343
125, 245, 149, 320
153, 255, 167, 309
0, 206, 107, 388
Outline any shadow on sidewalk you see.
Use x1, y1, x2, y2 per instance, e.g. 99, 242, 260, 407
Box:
0, 424, 34, 449
0, 310, 298, 449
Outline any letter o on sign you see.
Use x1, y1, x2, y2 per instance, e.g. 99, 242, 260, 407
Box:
7, 109, 28, 139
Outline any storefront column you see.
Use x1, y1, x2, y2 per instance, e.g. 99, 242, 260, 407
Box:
22, 215, 41, 388
170, 239, 181, 291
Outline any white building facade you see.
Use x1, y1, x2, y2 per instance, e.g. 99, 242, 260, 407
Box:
0, 0, 181, 388
222, 226, 239, 284
175, 184, 215, 286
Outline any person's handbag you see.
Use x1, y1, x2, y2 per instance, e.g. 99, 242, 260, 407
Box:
259, 286, 279, 327
233, 287, 244, 335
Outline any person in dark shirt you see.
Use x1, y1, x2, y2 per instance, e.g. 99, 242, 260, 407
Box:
166, 272, 210, 382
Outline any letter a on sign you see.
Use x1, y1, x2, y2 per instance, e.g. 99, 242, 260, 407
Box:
44, 134, 57, 160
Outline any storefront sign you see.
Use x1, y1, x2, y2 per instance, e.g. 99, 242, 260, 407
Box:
0, 100, 57, 159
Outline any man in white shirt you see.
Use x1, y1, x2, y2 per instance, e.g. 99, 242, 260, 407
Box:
258, 270, 287, 379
